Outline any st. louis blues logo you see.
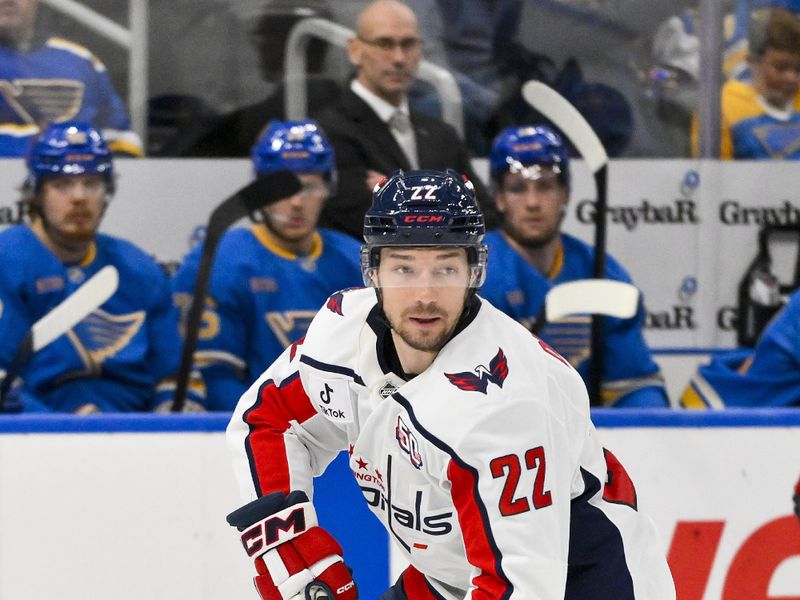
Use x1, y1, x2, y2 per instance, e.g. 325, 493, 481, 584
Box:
444, 348, 509, 393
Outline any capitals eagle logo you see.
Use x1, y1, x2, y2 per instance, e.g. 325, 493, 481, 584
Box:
444, 348, 509, 393
326, 291, 345, 315
326, 288, 361, 316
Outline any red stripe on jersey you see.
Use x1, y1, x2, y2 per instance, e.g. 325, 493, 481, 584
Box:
447, 459, 510, 599
401, 565, 442, 600
244, 374, 317, 495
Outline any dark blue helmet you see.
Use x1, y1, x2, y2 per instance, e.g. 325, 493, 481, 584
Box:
489, 125, 570, 186
361, 169, 487, 287
252, 119, 334, 181
27, 121, 114, 193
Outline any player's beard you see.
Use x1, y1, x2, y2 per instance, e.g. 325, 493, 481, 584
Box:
388, 301, 459, 354
503, 209, 564, 250
44, 210, 100, 247
503, 220, 559, 250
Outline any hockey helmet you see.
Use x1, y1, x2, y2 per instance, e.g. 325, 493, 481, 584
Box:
27, 121, 114, 193
361, 169, 487, 288
489, 125, 570, 186
251, 119, 335, 182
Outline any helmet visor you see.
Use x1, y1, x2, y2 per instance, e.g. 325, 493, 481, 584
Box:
361, 245, 487, 288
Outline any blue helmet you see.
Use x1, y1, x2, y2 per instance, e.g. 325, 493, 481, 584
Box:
361, 169, 487, 287
251, 119, 334, 180
27, 121, 114, 193
489, 125, 570, 186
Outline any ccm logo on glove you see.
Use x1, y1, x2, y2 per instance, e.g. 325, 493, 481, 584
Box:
240, 502, 317, 557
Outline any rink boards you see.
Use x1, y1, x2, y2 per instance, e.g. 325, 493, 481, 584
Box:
0, 411, 798, 600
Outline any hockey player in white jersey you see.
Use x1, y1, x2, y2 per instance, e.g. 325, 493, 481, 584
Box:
226, 169, 675, 600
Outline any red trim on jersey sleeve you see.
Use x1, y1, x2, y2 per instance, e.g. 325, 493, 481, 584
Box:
447, 459, 510, 599
244, 374, 317, 495
400, 565, 443, 600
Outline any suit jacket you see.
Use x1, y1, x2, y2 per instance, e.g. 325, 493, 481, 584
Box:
181, 77, 342, 157
314, 88, 499, 240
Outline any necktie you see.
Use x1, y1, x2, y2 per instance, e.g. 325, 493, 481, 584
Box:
389, 110, 419, 169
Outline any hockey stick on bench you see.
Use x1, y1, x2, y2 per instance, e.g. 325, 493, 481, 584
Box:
521, 80, 612, 405
0, 265, 119, 408
171, 170, 301, 412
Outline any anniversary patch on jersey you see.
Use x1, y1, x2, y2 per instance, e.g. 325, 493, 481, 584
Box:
444, 347, 509, 393
395, 415, 423, 469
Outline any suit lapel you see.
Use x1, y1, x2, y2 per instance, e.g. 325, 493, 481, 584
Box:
343, 91, 411, 171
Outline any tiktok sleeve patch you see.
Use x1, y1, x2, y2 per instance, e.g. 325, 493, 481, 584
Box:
306, 374, 354, 423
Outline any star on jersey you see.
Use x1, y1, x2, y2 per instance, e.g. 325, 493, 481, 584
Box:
444, 348, 509, 394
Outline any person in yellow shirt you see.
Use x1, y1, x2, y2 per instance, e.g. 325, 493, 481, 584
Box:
718, 8, 800, 159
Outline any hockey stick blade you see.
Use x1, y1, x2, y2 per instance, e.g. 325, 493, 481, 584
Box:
0, 265, 119, 405
545, 280, 639, 322
521, 81, 608, 173
171, 170, 302, 412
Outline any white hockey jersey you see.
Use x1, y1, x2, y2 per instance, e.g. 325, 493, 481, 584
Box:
228, 288, 675, 599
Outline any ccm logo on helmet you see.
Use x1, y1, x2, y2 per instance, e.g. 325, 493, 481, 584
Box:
403, 215, 445, 223
240, 507, 307, 557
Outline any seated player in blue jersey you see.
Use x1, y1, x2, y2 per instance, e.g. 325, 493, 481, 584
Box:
0, 122, 203, 412
479, 125, 668, 408
0, 0, 142, 157
718, 8, 800, 159
681, 288, 800, 407
172, 120, 363, 411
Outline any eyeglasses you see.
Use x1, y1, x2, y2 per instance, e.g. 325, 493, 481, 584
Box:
357, 35, 423, 54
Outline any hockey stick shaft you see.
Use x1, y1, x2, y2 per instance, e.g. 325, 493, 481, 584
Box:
171, 171, 302, 412
0, 265, 119, 406
521, 80, 609, 405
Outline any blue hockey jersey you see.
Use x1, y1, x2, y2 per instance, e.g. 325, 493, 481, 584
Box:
171, 225, 362, 411
720, 80, 800, 159
0, 225, 190, 412
0, 37, 142, 157
681, 289, 800, 408
480, 230, 667, 407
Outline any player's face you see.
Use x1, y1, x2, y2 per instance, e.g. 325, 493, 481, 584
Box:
495, 168, 568, 249
0, 0, 38, 39
377, 247, 470, 355
752, 48, 800, 107
262, 173, 328, 245
348, 2, 422, 105
38, 174, 107, 243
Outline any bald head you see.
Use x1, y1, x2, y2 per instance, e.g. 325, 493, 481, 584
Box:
356, 0, 418, 38
348, 0, 422, 105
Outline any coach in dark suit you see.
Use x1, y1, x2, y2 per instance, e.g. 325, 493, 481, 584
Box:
315, 0, 498, 239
